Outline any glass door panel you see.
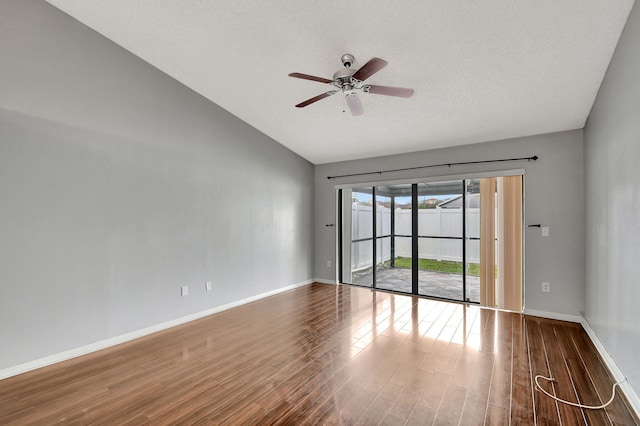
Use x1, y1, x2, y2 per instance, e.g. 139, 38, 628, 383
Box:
349, 188, 373, 287
374, 191, 391, 288
417, 181, 464, 301
376, 184, 412, 293
465, 179, 481, 303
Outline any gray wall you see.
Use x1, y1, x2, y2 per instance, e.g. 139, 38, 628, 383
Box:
584, 1, 640, 394
0, 0, 314, 370
315, 130, 585, 316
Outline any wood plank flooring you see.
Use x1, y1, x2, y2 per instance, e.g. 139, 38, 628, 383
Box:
1, 283, 638, 425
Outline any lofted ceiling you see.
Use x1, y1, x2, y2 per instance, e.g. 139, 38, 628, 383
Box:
45, 0, 635, 165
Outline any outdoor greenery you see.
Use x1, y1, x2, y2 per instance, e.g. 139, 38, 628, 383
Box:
393, 257, 480, 276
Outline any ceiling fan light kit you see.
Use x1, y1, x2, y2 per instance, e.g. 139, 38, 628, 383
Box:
289, 54, 414, 116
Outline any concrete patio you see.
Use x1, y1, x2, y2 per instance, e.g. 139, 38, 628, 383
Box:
350, 265, 480, 302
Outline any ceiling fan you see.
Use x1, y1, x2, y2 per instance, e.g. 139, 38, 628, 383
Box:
288, 54, 414, 116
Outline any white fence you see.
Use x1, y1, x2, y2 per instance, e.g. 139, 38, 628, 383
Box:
350, 204, 481, 270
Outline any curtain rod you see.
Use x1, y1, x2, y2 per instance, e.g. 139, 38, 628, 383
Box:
326, 155, 538, 180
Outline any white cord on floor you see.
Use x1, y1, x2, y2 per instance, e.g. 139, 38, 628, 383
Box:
534, 375, 626, 410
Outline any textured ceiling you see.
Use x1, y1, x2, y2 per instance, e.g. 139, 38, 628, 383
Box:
45, 0, 634, 164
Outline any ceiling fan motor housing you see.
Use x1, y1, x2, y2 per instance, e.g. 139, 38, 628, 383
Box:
333, 67, 358, 93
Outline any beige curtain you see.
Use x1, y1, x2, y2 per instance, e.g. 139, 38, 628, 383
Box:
479, 176, 523, 311
500, 176, 523, 311
479, 178, 496, 307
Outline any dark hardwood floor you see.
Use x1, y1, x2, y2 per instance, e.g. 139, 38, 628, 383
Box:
1, 283, 638, 425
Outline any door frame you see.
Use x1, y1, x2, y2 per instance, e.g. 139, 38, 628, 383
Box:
335, 169, 525, 309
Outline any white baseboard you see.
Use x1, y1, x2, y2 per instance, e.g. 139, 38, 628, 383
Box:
313, 278, 337, 285
580, 316, 640, 417
523, 309, 582, 323
0, 279, 313, 381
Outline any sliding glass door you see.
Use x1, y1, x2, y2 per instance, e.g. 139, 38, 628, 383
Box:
465, 179, 481, 303
339, 174, 523, 310
417, 181, 464, 300
374, 191, 392, 290
375, 184, 412, 293
348, 188, 373, 287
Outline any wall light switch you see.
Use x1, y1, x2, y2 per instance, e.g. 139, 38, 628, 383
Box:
181, 285, 189, 296
541, 226, 549, 237
205, 281, 212, 292
327, 260, 332, 268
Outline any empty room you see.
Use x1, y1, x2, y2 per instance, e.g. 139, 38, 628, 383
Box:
1, 0, 639, 424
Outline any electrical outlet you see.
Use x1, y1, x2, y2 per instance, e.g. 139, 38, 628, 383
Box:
181, 285, 189, 296
327, 260, 332, 268
205, 281, 212, 292
541, 282, 550, 293
542, 226, 549, 237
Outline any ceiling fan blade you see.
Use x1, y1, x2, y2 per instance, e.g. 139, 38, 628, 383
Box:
366, 85, 414, 98
288, 72, 333, 84
345, 94, 364, 116
295, 91, 337, 108
352, 57, 388, 81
